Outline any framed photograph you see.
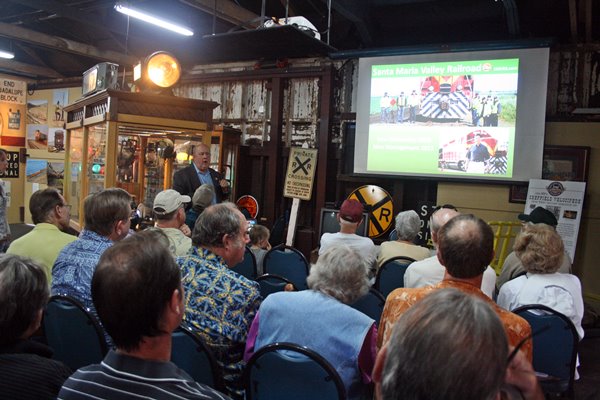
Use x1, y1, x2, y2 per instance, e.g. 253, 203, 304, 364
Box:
509, 145, 591, 203
509, 184, 528, 203
542, 145, 590, 182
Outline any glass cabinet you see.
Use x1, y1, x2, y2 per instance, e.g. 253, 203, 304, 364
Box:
63, 89, 218, 230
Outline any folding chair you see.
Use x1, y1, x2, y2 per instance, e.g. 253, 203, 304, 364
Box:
244, 342, 346, 400
263, 244, 309, 290
231, 246, 258, 280
374, 256, 415, 298
513, 304, 579, 398
43, 295, 108, 370
171, 324, 224, 391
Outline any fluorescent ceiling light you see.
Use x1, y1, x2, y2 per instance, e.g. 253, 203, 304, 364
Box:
0, 50, 14, 59
114, 3, 194, 36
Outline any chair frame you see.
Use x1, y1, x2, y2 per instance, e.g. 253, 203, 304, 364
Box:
171, 324, 225, 392
231, 246, 258, 280
374, 256, 416, 296
350, 287, 386, 325
244, 342, 346, 400
255, 273, 296, 298
512, 304, 579, 398
263, 244, 309, 289
43, 294, 108, 369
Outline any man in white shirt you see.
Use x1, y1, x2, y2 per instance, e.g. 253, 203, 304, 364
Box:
319, 199, 377, 272
404, 207, 497, 298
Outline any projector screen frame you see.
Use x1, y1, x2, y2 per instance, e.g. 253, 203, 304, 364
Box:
353, 46, 550, 184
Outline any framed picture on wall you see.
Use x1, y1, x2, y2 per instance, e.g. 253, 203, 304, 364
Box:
509, 145, 591, 203
542, 145, 590, 182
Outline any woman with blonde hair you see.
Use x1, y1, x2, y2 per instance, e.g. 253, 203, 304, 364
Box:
497, 223, 584, 339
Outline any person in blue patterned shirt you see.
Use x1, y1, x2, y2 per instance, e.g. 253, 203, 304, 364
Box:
177, 202, 261, 399
51, 188, 132, 344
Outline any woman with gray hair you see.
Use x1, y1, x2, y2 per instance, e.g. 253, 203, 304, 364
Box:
244, 244, 376, 399
497, 223, 584, 339
377, 210, 430, 268
0, 254, 72, 398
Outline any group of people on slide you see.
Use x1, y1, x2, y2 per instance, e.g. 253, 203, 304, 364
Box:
0, 140, 581, 399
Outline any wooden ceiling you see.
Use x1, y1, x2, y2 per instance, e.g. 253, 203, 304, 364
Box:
0, 0, 595, 81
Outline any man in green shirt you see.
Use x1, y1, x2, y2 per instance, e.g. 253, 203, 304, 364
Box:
7, 188, 76, 283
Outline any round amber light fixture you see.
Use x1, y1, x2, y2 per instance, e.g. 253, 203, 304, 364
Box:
145, 52, 181, 88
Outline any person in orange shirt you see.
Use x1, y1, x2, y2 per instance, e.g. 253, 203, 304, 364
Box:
378, 214, 532, 360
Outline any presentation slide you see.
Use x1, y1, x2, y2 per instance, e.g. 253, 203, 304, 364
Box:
355, 48, 549, 183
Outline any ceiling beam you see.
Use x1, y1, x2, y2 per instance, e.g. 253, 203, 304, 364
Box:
0, 22, 139, 66
569, 0, 578, 43
0, 58, 63, 78
326, 0, 372, 46
9, 0, 123, 36
179, 0, 262, 29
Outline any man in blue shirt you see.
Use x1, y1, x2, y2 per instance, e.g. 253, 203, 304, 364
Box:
173, 144, 229, 205
52, 188, 132, 332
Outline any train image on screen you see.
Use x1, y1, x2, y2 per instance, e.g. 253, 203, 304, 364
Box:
438, 130, 508, 174
418, 75, 473, 122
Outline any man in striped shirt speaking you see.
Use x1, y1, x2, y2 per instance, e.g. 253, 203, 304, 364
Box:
58, 230, 230, 400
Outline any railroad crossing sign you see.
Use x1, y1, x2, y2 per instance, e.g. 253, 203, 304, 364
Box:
284, 147, 318, 201
348, 185, 394, 238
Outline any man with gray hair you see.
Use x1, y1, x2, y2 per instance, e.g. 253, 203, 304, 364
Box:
378, 215, 532, 360
373, 289, 543, 400
377, 210, 430, 267
245, 244, 376, 399
52, 188, 132, 325
7, 188, 76, 282
403, 206, 497, 298
153, 189, 192, 257
177, 202, 261, 399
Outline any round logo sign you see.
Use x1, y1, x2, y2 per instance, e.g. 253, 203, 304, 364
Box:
546, 182, 565, 197
348, 185, 394, 238
236, 195, 259, 219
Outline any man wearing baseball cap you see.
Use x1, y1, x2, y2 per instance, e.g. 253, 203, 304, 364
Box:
153, 189, 192, 257
496, 206, 572, 290
318, 199, 377, 271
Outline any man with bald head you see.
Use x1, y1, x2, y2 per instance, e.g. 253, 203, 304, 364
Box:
173, 143, 229, 205
378, 214, 532, 361
403, 206, 497, 298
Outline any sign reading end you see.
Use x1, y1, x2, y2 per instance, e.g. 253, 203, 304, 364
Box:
284, 147, 318, 200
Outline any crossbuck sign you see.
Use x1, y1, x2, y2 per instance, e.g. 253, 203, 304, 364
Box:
284, 147, 318, 200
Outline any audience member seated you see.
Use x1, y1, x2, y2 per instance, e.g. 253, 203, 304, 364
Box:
0, 254, 72, 399
249, 224, 271, 275
497, 223, 584, 339
59, 229, 230, 400
403, 207, 497, 298
373, 288, 544, 400
245, 244, 376, 400
377, 210, 430, 268
319, 199, 377, 273
177, 203, 261, 399
52, 188, 132, 341
497, 206, 572, 291
185, 184, 214, 229
7, 188, 76, 284
153, 189, 193, 257
378, 214, 532, 360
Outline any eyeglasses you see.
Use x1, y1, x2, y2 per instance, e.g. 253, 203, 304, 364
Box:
61, 204, 72, 210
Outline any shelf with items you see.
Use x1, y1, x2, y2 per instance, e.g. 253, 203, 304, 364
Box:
63, 89, 218, 230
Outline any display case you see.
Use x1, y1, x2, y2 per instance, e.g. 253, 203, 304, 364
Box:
63, 89, 218, 230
